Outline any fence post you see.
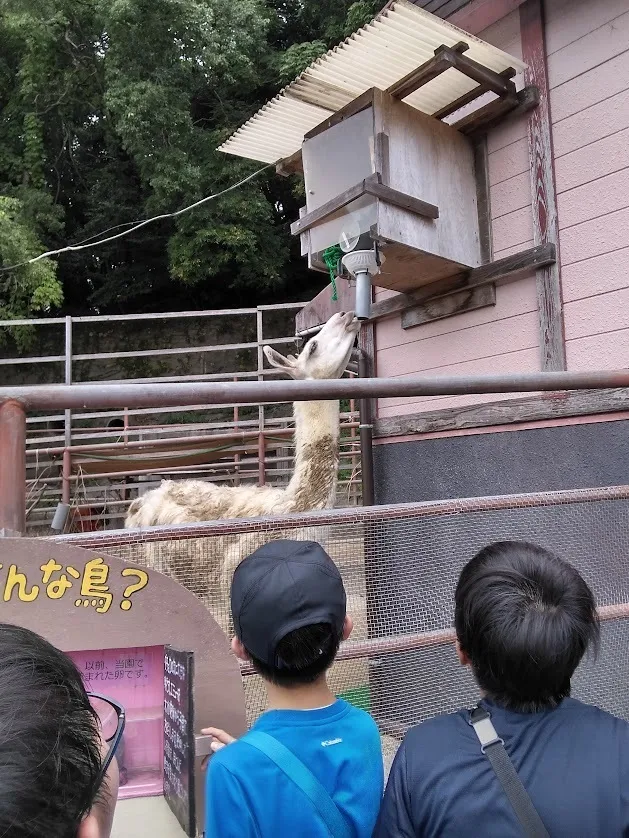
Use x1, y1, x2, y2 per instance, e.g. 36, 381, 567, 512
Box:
62, 315, 73, 506
256, 309, 266, 487
0, 400, 26, 536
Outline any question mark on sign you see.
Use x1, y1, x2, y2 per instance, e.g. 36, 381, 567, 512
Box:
120, 568, 149, 611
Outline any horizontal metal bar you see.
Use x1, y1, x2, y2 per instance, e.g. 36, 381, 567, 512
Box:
75, 369, 284, 387
72, 308, 258, 322
6, 370, 629, 410
25, 401, 293, 424
256, 302, 304, 311
0, 354, 65, 366
26, 422, 360, 456
0, 317, 66, 327
0, 303, 304, 330
72, 335, 296, 363
52, 484, 629, 547
239, 600, 629, 675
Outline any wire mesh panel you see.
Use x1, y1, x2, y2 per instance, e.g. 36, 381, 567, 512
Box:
57, 485, 629, 769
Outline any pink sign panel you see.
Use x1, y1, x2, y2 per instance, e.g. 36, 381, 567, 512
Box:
67, 645, 165, 799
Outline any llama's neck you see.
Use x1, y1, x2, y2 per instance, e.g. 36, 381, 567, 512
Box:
285, 400, 340, 512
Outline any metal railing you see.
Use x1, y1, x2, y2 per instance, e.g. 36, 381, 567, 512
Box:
3, 368, 629, 535
0, 305, 363, 532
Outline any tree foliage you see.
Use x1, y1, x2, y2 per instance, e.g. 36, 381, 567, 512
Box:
0, 0, 382, 318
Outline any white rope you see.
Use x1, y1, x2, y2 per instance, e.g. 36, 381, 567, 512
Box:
0, 164, 272, 272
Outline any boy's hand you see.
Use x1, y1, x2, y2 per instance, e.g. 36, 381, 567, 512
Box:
200, 727, 236, 766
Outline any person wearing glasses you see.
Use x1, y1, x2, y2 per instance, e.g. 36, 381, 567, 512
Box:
0, 623, 125, 838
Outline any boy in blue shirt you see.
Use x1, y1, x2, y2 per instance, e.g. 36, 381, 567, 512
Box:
203, 539, 384, 837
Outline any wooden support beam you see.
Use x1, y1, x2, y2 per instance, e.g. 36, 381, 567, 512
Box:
364, 180, 439, 220
304, 89, 375, 141
276, 149, 303, 177
374, 388, 629, 439
401, 284, 496, 329
454, 92, 519, 135
387, 52, 452, 101
521, 0, 566, 371
445, 49, 517, 97
290, 175, 378, 236
290, 175, 440, 237
388, 45, 516, 112
463, 86, 540, 137
474, 136, 493, 263
369, 243, 555, 320
434, 41, 470, 56
295, 281, 356, 333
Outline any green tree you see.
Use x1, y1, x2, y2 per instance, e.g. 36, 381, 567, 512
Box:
0, 0, 382, 319
0, 196, 62, 321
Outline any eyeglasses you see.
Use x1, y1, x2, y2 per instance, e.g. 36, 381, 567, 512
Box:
87, 693, 126, 789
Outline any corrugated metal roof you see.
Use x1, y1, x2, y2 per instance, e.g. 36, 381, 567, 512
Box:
218, 0, 526, 165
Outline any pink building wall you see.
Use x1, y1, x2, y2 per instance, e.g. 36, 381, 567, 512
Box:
376, 0, 629, 422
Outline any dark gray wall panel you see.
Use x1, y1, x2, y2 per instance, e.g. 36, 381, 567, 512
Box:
373, 420, 629, 505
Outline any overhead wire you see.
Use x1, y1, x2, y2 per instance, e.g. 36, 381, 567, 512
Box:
0, 163, 273, 272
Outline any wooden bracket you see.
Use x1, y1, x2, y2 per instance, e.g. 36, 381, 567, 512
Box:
387, 45, 516, 103
369, 243, 556, 321
290, 174, 439, 237
277, 46, 537, 177
456, 86, 540, 136
276, 149, 303, 177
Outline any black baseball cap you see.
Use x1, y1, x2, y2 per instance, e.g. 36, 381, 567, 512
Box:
230, 540, 347, 667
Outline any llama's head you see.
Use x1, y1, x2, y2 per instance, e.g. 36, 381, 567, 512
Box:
264, 310, 360, 380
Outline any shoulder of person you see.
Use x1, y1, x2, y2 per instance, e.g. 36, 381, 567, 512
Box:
400, 709, 469, 760
563, 697, 629, 732
340, 701, 381, 732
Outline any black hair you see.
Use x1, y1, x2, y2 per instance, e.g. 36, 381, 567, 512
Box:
455, 541, 599, 713
0, 623, 103, 837
247, 622, 342, 688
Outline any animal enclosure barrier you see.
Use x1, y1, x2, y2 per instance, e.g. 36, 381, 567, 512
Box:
0, 305, 362, 534
57, 483, 629, 771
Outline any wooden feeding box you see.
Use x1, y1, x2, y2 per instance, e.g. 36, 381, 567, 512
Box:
291, 87, 479, 293
289, 46, 528, 294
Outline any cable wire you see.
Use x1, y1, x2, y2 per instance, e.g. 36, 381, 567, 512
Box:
0, 163, 272, 272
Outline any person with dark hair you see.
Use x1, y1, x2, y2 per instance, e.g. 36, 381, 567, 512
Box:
0, 622, 124, 838
375, 541, 629, 837
203, 540, 383, 837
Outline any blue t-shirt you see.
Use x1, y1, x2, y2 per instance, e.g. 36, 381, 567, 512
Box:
205, 699, 383, 837
374, 697, 629, 837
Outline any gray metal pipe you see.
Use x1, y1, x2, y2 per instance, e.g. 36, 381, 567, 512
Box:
357, 352, 375, 507
355, 271, 372, 320
2, 370, 629, 410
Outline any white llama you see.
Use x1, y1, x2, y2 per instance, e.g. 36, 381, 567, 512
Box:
125, 311, 361, 632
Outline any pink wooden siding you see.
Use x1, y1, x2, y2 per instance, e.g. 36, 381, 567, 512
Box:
547, 0, 629, 371
376, 10, 538, 420
375, 0, 629, 422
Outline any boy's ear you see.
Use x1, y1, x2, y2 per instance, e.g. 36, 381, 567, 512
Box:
231, 636, 250, 662
455, 638, 470, 666
342, 615, 353, 642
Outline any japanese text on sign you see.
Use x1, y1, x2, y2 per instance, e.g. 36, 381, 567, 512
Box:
163, 647, 195, 837
0, 559, 149, 613
81, 656, 149, 684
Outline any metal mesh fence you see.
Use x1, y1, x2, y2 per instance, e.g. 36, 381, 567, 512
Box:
57, 485, 629, 772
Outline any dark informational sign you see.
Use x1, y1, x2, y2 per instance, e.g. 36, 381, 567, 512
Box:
163, 646, 195, 836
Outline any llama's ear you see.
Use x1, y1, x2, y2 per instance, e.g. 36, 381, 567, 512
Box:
263, 345, 296, 373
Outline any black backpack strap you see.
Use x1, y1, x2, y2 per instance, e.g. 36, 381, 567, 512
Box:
469, 705, 550, 838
